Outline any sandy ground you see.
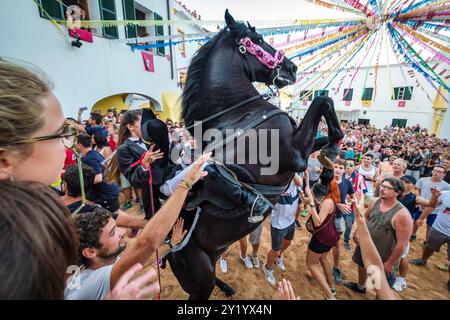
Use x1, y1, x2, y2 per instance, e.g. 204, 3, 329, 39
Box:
125, 205, 450, 300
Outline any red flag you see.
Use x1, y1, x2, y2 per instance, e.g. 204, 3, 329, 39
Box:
142, 51, 155, 73
398, 100, 406, 107
345, 101, 351, 106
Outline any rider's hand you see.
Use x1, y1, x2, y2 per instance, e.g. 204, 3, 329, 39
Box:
141, 145, 164, 168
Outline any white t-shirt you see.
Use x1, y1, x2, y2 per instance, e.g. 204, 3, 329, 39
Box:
358, 165, 377, 197
64, 264, 114, 300
432, 191, 450, 237
416, 178, 450, 215
270, 179, 299, 229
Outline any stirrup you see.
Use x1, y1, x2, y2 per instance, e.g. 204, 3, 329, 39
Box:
248, 195, 265, 224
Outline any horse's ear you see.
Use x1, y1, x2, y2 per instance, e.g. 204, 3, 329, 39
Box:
225, 9, 237, 28
247, 22, 256, 32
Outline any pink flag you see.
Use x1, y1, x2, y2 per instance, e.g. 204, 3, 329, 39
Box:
142, 51, 154, 72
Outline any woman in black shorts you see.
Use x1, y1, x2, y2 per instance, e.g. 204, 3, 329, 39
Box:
300, 172, 340, 300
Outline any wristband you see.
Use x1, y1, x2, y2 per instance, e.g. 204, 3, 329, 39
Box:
163, 239, 173, 249
179, 179, 192, 191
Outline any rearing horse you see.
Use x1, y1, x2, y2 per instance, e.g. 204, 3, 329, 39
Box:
168, 10, 343, 299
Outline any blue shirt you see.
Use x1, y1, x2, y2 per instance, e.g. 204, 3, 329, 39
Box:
85, 124, 107, 137
82, 150, 119, 201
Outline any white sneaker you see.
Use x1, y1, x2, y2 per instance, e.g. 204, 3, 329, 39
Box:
240, 255, 253, 269
262, 264, 276, 286
275, 256, 286, 272
392, 277, 407, 292
252, 255, 260, 269
219, 258, 228, 273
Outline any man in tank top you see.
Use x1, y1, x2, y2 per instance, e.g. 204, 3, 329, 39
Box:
343, 177, 413, 294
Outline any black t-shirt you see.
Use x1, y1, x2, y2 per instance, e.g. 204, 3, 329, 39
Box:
406, 155, 422, 170
67, 201, 97, 214
67, 200, 118, 219
444, 171, 450, 184
399, 192, 417, 216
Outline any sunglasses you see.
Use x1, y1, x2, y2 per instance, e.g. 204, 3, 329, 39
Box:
346, 163, 355, 167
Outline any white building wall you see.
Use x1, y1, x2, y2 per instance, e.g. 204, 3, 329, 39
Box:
0, 0, 205, 117
289, 64, 437, 130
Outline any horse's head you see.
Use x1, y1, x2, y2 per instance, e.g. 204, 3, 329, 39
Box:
225, 10, 297, 88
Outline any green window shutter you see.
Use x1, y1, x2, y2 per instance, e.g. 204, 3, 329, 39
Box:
299, 91, 307, 100
154, 13, 165, 56
404, 86, 413, 100
362, 88, 373, 101
392, 87, 399, 100
100, 0, 118, 39
122, 0, 137, 38
343, 88, 353, 101
38, 0, 64, 20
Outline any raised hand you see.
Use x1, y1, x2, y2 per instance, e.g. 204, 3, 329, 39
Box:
277, 279, 300, 300
299, 190, 313, 206
430, 187, 441, 199
171, 218, 188, 246
183, 152, 211, 185
142, 144, 164, 168
105, 263, 159, 300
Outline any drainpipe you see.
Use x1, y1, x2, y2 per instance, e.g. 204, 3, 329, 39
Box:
166, 0, 174, 80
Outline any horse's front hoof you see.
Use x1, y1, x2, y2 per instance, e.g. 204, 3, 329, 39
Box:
318, 152, 334, 170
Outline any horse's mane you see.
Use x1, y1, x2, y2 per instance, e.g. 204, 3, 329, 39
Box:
181, 22, 249, 126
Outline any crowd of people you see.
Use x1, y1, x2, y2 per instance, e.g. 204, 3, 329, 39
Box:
0, 60, 449, 300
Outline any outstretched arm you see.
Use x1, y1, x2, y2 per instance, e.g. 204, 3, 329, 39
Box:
110, 154, 210, 289
351, 190, 396, 300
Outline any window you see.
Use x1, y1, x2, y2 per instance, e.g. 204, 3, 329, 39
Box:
314, 90, 328, 98
154, 13, 165, 56
392, 87, 413, 100
361, 88, 373, 101
38, 0, 87, 20
358, 119, 370, 125
392, 119, 407, 128
38, 0, 65, 20
123, 0, 136, 38
177, 29, 186, 56
342, 88, 353, 101
299, 91, 312, 101
99, 0, 118, 39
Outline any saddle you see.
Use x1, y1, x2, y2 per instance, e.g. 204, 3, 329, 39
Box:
186, 162, 287, 219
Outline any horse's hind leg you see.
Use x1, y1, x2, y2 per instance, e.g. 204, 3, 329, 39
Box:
168, 238, 216, 300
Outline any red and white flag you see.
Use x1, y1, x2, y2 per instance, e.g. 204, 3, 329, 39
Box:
142, 51, 154, 73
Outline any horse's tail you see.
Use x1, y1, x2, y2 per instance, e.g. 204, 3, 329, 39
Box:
105, 151, 120, 183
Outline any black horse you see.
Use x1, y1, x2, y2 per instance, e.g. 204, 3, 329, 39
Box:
168, 10, 343, 299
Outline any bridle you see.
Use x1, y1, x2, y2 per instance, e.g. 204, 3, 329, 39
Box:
236, 36, 286, 97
